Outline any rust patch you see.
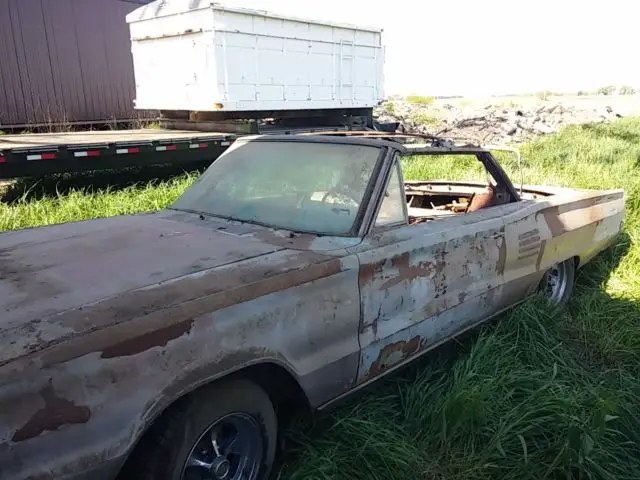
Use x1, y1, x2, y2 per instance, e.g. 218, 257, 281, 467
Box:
543, 207, 566, 236
434, 279, 447, 299
369, 304, 382, 337
0, 256, 344, 379
380, 252, 445, 290
101, 318, 194, 359
588, 206, 605, 224
535, 239, 547, 271
496, 235, 507, 275
466, 188, 496, 212
12, 382, 90, 442
367, 336, 422, 378
252, 229, 317, 250
558, 191, 622, 213
56, 253, 339, 332
473, 240, 487, 258
358, 259, 385, 285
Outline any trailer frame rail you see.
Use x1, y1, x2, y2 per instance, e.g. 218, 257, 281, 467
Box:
0, 131, 236, 179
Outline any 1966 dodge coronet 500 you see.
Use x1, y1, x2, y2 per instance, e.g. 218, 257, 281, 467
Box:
0, 133, 625, 480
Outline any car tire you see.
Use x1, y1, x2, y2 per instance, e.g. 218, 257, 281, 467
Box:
539, 257, 576, 305
124, 379, 278, 480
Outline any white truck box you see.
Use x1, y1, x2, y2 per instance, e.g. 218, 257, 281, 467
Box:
126, 0, 385, 114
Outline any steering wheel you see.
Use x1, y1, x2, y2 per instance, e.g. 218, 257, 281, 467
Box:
320, 188, 360, 206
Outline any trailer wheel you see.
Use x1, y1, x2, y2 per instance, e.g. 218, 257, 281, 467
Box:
540, 258, 575, 305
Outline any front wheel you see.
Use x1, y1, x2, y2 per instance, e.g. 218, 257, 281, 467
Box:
540, 258, 575, 305
126, 379, 278, 480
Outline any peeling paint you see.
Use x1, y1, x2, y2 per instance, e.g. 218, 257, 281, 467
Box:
0, 140, 625, 480
358, 259, 385, 285
535, 239, 547, 270
496, 232, 507, 275
366, 335, 422, 378
379, 252, 445, 290
101, 318, 194, 359
12, 382, 90, 442
543, 207, 566, 236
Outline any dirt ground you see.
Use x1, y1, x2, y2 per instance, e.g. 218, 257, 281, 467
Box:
434, 94, 640, 116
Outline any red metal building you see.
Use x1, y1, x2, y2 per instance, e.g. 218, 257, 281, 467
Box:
0, 0, 151, 128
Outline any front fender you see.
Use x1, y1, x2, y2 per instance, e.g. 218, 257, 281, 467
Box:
0, 254, 361, 480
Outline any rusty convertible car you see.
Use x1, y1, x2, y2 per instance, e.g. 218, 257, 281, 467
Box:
0, 133, 625, 480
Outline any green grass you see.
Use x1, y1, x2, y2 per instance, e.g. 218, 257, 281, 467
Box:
278, 119, 640, 480
408, 111, 441, 127
0, 167, 199, 232
2, 119, 640, 479
405, 95, 435, 105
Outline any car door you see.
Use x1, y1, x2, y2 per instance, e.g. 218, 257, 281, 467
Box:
353, 153, 511, 384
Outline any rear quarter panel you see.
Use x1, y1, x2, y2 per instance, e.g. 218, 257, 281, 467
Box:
502, 189, 625, 287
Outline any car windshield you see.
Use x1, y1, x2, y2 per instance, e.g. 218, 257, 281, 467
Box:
171, 140, 382, 235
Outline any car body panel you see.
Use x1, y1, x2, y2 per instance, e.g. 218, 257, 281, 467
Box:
0, 135, 626, 480
0, 210, 363, 479
353, 206, 508, 382
0, 211, 282, 359
352, 178, 624, 385
0, 227, 362, 479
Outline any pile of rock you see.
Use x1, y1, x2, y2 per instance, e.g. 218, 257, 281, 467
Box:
375, 101, 624, 144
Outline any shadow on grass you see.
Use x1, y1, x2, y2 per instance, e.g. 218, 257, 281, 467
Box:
564, 232, 640, 373
276, 233, 639, 480
0, 161, 209, 204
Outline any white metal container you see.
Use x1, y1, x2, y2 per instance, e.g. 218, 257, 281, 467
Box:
126, 0, 385, 113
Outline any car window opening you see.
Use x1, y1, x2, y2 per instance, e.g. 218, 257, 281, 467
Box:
375, 153, 516, 228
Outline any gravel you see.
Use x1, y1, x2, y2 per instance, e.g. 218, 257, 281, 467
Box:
375, 100, 624, 144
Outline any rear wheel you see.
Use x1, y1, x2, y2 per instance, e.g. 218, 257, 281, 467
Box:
540, 258, 575, 305
126, 379, 278, 480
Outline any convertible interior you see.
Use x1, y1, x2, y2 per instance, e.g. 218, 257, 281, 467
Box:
404, 180, 514, 225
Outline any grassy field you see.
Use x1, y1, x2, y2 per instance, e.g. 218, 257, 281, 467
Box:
2, 119, 640, 479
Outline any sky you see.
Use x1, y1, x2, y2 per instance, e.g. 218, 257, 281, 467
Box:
217, 0, 639, 97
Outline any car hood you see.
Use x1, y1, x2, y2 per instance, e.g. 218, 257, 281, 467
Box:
1, 210, 287, 322
1, 210, 320, 371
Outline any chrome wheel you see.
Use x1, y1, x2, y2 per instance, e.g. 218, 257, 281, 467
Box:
181, 413, 264, 480
542, 260, 572, 304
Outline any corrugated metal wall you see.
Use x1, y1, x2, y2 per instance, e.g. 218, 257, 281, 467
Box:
0, 0, 151, 127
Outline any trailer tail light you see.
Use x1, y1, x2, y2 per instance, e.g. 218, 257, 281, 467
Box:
189, 143, 208, 149
74, 150, 101, 158
156, 145, 177, 151
0, 155, 5, 163
27, 153, 56, 161
116, 147, 141, 155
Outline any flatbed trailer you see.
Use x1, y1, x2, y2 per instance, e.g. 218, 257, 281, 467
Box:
0, 130, 236, 179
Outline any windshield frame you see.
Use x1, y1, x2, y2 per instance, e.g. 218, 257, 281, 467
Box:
169, 136, 390, 238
